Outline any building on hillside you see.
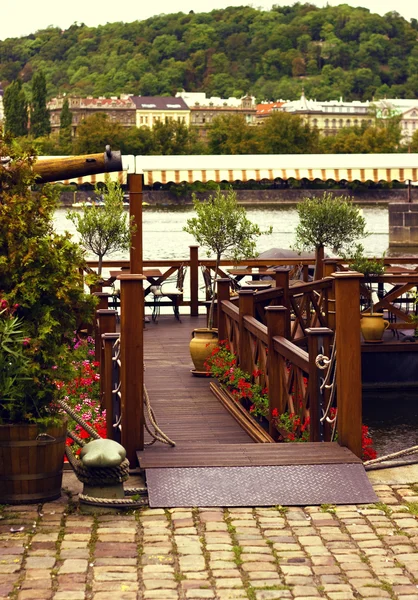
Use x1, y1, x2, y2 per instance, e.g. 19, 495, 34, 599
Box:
0, 86, 4, 124
255, 101, 286, 123
176, 91, 257, 139
374, 98, 418, 146
278, 92, 373, 135
130, 96, 190, 129
47, 95, 136, 135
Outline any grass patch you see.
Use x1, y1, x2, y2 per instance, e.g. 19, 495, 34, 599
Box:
374, 502, 393, 516
405, 502, 418, 516
232, 544, 243, 567
320, 504, 336, 514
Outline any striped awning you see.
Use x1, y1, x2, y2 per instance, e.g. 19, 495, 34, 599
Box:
44, 153, 418, 185
135, 154, 418, 185
50, 170, 127, 185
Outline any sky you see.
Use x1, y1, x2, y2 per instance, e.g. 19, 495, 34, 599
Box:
1, 0, 418, 41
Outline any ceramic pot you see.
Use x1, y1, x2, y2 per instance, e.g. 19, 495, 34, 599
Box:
189, 328, 218, 374
360, 313, 389, 343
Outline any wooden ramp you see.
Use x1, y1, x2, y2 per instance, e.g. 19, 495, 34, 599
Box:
141, 315, 377, 507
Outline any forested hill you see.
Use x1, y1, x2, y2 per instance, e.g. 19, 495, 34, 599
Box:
1, 3, 418, 102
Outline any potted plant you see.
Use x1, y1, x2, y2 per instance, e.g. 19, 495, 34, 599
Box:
347, 244, 388, 342
294, 192, 368, 280
184, 186, 271, 373
0, 128, 96, 504
67, 178, 135, 277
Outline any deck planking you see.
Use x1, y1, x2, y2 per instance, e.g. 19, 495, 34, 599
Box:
143, 314, 252, 448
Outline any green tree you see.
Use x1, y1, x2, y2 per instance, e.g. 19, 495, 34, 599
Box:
256, 111, 319, 154
30, 71, 51, 138
0, 128, 96, 422
3, 80, 28, 137
184, 187, 271, 329
294, 192, 368, 279
73, 113, 124, 154
59, 97, 73, 154
207, 115, 259, 154
410, 129, 418, 152
67, 179, 134, 275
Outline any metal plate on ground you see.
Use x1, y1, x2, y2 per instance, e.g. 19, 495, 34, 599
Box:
146, 464, 378, 507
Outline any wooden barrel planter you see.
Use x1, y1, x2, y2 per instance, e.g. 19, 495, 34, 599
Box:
0, 419, 67, 504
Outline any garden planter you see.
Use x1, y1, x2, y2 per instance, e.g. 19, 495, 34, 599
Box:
0, 418, 67, 505
190, 328, 218, 374
360, 313, 389, 343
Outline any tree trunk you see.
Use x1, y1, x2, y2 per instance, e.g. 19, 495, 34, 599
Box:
314, 245, 324, 280
207, 255, 220, 330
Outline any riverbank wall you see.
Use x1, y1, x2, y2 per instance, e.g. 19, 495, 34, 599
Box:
60, 187, 418, 206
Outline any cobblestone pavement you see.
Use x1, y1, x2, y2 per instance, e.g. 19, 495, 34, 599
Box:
1, 477, 418, 600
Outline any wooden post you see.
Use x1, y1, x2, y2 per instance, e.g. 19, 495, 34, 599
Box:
95, 309, 117, 363
118, 274, 145, 465
323, 260, 338, 331
92, 292, 110, 311
238, 290, 255, 374
129, 173, 143, 275
333, 271, 363, 458
101, 333, 120, 441
265, 306, 287, 440
273, 268, 291, 339
189, 245, 199, 317
306, 327, 333, 442
217, 278, 231, 342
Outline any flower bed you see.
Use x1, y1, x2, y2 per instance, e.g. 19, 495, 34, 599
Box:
205, 341, 377, 461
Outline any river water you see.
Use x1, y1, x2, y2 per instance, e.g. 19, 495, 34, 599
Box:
56, 203, 391, 260
54, 203, 418, 462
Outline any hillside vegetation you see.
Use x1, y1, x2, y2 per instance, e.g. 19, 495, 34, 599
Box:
1, 3, 418, 101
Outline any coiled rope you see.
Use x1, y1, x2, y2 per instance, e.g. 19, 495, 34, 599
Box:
143, 384, 176, 447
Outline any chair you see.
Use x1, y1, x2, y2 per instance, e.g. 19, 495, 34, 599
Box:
150, 264, 186, 322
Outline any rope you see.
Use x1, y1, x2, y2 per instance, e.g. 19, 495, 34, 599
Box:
364, 444, 418, 467
57, 399, 101, 440
143, 384, 176, 447
78, 487, 148, 508
315, 341, 338, 440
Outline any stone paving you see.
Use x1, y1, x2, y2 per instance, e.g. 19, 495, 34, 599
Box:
0, 474, 418, 600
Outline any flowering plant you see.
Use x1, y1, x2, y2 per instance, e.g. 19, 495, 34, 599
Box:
55, 335, 106, 455
206, 341, 377, 461
204, 341, 269, 418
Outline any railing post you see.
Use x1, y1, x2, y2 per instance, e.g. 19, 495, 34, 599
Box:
95, 309, 117, 363
118, 274, 146, 465
306, 327, 333, 442
333, 271, 363, 458
265, 306, 287, 440
93, 292, 110, 311
217, 278, 231, 342
101, 333, 120, 441
273, 267, 291, 339
324, 259, 338, 330
129, 173, 143, 275
189, 245, 199, 317
238, 290, 255, 375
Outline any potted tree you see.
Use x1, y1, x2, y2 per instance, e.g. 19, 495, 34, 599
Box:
0, 129, 96, 504
67, 179, 135, 277
184, 186, 271, 373
294, 192, 368, 280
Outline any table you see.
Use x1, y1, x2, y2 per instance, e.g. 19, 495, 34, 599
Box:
227, 268, 276, 281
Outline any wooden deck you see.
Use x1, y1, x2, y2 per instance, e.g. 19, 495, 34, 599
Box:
140, 314, 363, 470
142, 314, 252, 448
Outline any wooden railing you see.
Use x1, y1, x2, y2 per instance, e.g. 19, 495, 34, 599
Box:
216, 272, 363, 457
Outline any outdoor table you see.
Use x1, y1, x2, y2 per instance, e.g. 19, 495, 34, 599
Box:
227, 268, 276, 282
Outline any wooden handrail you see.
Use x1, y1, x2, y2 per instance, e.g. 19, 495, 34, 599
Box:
242, 315, 269, 345
272, 337, 309, 371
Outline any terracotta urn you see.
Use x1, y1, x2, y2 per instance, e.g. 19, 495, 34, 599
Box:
189, 328, 218, 374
